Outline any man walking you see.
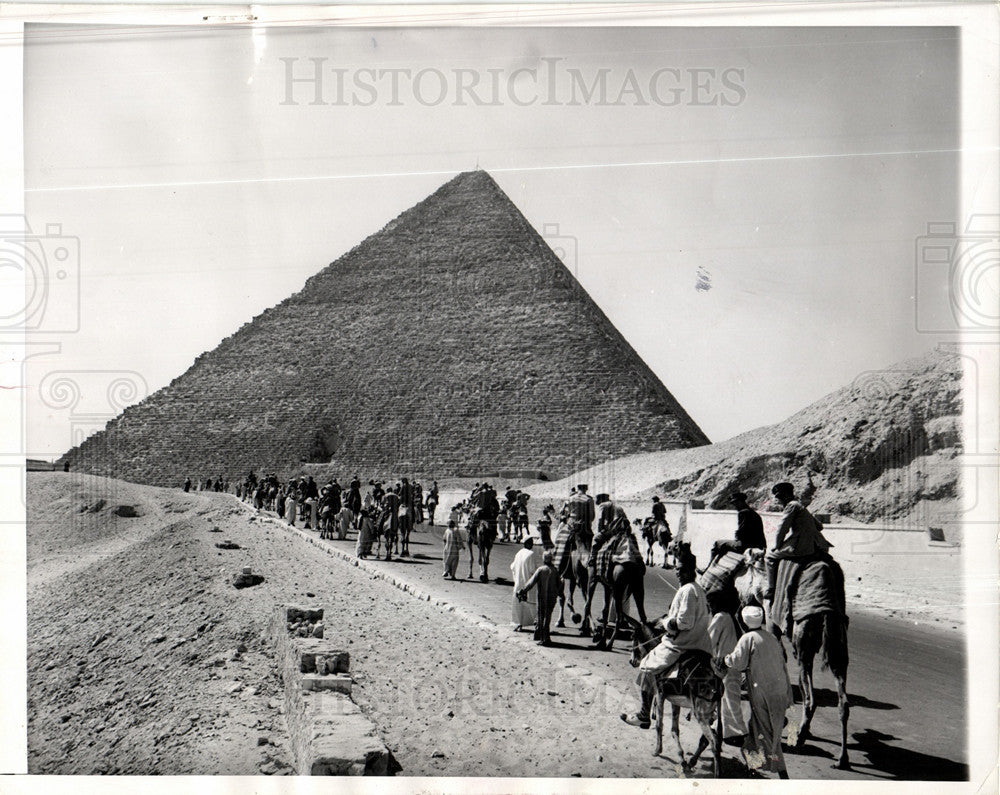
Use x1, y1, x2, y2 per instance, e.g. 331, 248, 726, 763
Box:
510, 538, 540, 631
517, 550, 562, 646
720, 605, 794, 777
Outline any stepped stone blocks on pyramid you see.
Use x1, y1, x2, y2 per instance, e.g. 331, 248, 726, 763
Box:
60, 170, 709, 485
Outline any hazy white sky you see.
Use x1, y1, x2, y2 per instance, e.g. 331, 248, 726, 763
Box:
23, 24, 958, 457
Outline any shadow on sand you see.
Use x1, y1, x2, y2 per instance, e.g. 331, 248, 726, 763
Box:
790, 685, 899, 711
787, 729, 967, 781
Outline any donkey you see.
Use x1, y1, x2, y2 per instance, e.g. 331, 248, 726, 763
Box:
624, 615, 724, 777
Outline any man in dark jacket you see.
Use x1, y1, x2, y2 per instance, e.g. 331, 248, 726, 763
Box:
709, 491, 767, 566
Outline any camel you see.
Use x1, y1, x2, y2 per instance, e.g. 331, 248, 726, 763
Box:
774, 556, 851, 770
553, 520, 590, 628
581, 523, 648, 651
624, 615, 723, 777
466, 514, 497, 582
639, 519, 658, 566
397, 510, 412, 557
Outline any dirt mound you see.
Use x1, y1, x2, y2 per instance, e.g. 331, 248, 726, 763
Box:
531, 346, 961, 524
27, 473, 291, 774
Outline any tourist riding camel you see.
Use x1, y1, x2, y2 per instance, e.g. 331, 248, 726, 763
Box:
764, 482, 833, 602
709, 491, 766, 565
566, 485, 595, 556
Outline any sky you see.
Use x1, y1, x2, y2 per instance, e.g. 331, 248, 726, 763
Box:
21, 24, 960, 457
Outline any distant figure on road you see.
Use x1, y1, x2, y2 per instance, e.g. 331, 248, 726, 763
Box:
356, 508, 374, 559
426, 482, 439, 526
650, 496, 672, 567
442, 520, 461, 579
285, 487, 298, 527
336, 504, 354, 541
379, 488, 400, 561
183, 477, 191, 493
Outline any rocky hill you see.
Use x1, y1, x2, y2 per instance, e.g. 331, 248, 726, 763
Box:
59, 170, 708, 486
531, 346, 962, 524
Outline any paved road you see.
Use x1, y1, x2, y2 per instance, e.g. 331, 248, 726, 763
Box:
296, 517, 968, 781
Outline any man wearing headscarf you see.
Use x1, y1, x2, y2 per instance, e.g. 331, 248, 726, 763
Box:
621, 550, 712, 729
720, 605, 794, 778
764, 482, 833, 601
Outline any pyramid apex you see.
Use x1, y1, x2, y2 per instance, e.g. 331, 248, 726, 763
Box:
445, 169, 499, 187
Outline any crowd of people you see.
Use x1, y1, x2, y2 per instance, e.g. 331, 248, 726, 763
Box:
189, 467, 835, 778
226, 470, 441, 562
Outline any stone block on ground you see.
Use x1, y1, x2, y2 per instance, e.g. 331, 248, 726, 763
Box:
296, 641, 349, 674
300, 673, 352, 694
286, 605, 325, 623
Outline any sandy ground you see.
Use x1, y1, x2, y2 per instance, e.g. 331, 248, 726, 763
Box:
26, 472, 755, 778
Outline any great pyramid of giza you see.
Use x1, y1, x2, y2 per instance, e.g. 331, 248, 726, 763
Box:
60, 171, 709, 485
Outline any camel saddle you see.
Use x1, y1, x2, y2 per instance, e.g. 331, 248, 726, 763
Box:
771, 555, 847, 637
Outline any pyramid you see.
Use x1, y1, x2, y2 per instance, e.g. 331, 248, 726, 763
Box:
60, 171, 709, 485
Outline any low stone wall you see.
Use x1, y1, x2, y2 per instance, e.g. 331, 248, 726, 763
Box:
270, 605, 396, 775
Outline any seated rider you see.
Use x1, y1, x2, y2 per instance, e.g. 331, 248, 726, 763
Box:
764, 482, 833, 601
621, 550, 712, 729
707, 491, 766, 569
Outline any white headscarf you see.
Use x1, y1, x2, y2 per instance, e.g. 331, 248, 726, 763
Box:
742, 605, 764, 629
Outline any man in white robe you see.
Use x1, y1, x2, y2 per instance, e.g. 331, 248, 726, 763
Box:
510, 538, 540, 630
707, 591, 748, 745
337, 505, 354, 540
622, 551, 712, 729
